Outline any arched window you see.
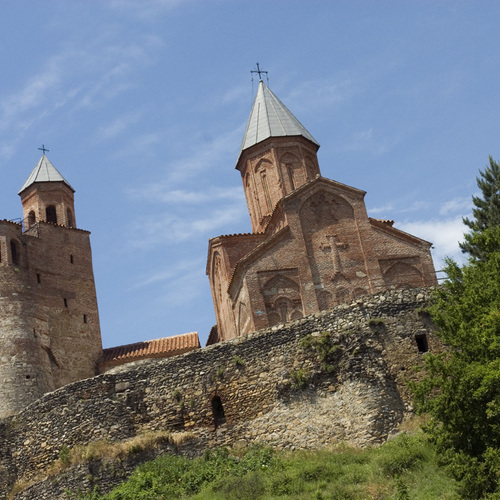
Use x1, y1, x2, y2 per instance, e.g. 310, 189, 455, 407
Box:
287, 164, 296, 190
211, 395, 226, 429
336, 287, 350, 304
28, 211, 36, 228
46, 205, 57, 224
261, 173, 272, 212
66, 209, 74, 228
10, 240, 20, 266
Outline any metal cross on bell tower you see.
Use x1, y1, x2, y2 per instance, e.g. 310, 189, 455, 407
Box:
38, 144, 50, 155
251, 63, 269, 82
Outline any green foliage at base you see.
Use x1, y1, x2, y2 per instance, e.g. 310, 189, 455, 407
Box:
411, 227, 500, 498
78, 432, 458, 499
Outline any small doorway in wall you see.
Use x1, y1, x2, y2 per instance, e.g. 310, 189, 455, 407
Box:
415, 333, 429, 353
211, 395, 226, 429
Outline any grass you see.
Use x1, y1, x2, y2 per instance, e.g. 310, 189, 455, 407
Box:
78, 429, 459, 499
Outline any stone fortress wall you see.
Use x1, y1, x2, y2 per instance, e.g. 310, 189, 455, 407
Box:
0, 287, 440, 499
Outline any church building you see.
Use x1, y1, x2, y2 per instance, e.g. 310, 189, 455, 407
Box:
207, 80, 437, 344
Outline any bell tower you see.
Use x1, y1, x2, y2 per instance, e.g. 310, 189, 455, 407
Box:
236, 80, 321, 233
18, 154, 76, 229
0, 153, 102, 418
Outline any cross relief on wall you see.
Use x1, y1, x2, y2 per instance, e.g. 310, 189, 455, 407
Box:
319, 233, 349, 278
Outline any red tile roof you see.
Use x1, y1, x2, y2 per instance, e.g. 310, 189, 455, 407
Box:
101, 332, 200, 367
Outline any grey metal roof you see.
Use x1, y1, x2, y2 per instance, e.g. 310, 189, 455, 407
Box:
18, 155, 74, 194
239, 80, 319, 156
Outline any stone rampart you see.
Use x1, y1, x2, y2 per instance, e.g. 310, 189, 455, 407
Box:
0, 287, 439, 499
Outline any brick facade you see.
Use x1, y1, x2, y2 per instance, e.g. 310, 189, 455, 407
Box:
207, 82, 437, 343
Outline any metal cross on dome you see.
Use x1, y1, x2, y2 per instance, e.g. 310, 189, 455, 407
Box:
38, 144, 50, 155
251, 63, 269, 82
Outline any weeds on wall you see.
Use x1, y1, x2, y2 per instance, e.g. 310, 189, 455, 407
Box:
232, 354, 245, 368
8, 431, 195, 499
300, 331, 342, 373
289, 367, 310, 390
368, 318, 386, 331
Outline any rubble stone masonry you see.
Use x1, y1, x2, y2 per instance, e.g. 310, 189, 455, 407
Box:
0, 287, 440, 499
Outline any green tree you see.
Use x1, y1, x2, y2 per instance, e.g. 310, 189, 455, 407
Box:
460, 156, 500, 260
412, 227, 500, 498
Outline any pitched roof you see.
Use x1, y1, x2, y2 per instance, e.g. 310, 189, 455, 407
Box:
101, 332, 200, 366
239, 80, 319, 157
19, 154, 74, 194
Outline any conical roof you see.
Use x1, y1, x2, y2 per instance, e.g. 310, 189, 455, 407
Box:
239, 80, 319, 157
18, 155, 74, 194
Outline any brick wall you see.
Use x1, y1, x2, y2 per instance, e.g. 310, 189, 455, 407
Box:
0, 219, 102, 418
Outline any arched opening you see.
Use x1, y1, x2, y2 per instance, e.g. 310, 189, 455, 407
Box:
415, 333, 429, 353
10, 240, 20, 266
211, 395, 226, 429
261, 173, 272, 212
66, 209, 74, 228
46, 205, 57, 224
28, 211, 36, 228
287, 165, 296, 190
336, 287, 350, 304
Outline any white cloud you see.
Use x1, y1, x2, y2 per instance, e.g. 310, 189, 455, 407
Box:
396, 216, 467, 269
368, 203, 395, 215
131, 258, 202, 289
439, 196, 472, 216
128, 185, 244, 205
129, 203, 247, 249
97, 109, 146, 140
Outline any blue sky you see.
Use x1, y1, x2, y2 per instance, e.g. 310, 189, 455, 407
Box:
0, 1, 497, 347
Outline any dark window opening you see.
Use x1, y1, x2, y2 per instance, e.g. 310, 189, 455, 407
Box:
28, 210, 36, 228
67, 209, 74, 228
46, 205, 57, 224
10, 240, 20, 266
64, 298, 68, 308
70, 254, 74, 264
36, 273, 41, 284
83, 314, 87, 324
26, 374, 30, 379
287, 165, 295, 190
415, 333, 429, 353
261, 173, 272, 212
211, 395, 226, 429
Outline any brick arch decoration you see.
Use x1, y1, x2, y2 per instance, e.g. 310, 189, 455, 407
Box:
254, 159, 275, 215
336, 286, 350, 304
279, 152, 305, 191
298, 190, 354, 228
261, 273, 303, 327
318, 289, 333, 311
382, 261, 424, 289
305, 154, 320, 180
